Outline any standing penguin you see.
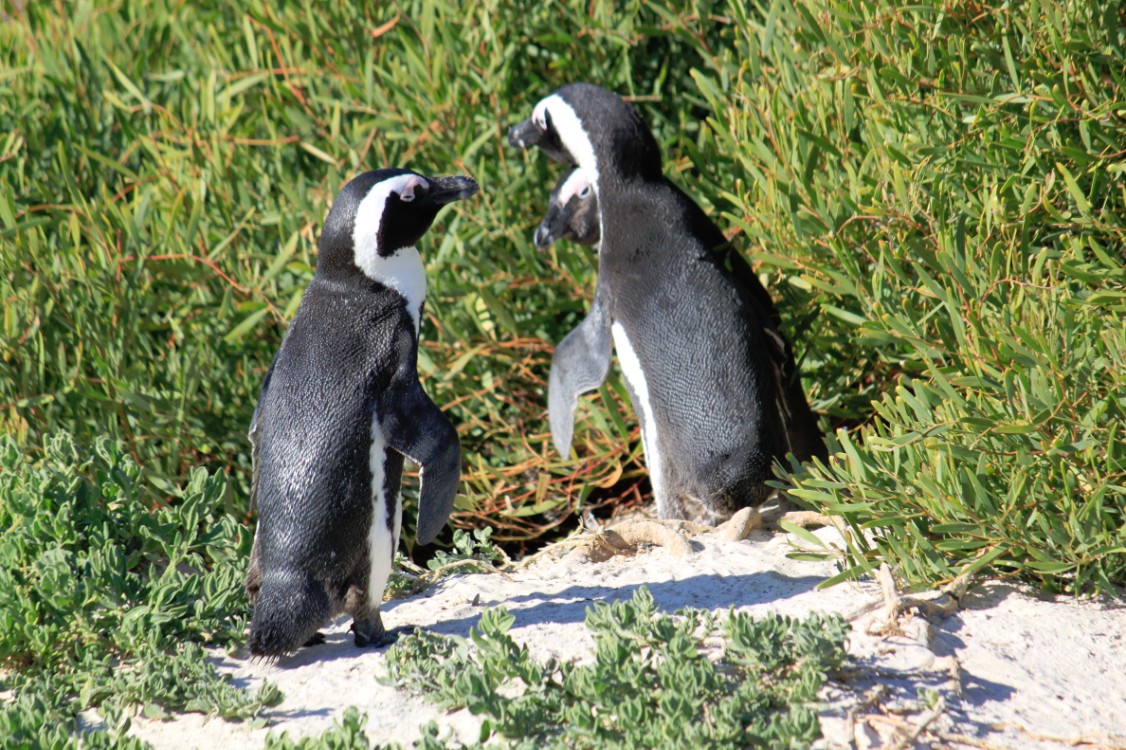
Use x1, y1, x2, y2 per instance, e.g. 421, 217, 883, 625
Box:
245, 168, 478, 658
510, 83, 825, 524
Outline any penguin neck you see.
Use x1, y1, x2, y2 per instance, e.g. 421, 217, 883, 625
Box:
354, 245, 427, 334
592, 168, 665, 255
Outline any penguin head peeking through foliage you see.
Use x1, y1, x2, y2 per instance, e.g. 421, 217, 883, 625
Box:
536, 168, 600, 250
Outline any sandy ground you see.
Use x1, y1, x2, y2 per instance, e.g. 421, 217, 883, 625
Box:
129, 505, 1126, 749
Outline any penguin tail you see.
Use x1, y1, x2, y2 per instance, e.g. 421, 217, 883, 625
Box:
248, 570, 330, 658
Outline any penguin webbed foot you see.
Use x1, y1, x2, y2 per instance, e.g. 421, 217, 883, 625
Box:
351, 615, 383, 648
352, 614, 411, 649
303, 631, 326, 647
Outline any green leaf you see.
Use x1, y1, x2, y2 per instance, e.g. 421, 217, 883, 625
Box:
224, 306, 271, 343
778, 520, 829, 549
1055, 163, 1091, 215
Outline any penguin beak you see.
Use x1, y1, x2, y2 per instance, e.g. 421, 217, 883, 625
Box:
509, 118, 573, 165
533, 221, 557, 250
534, 204, 569, 250
423, 175, 479, 205
507, 118, 542, 149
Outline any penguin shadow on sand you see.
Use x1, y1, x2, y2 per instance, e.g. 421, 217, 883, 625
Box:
226, 564, 824, 671
414, 569, 827, 640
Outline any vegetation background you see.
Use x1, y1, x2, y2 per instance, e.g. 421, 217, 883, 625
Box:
1, 0, 1123, 745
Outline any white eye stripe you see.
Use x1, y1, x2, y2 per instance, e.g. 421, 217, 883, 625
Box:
557, 168, 593, 204
353, 174, 423, 257
538, 95, 599, 187
398, 175, 427, 203
351, 173, 431, 332
540, 95, 601, 241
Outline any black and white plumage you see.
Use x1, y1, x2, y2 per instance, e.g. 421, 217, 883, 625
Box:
510, 83, 826, 524
245, 168, 478, 658
535, 168, 600, 250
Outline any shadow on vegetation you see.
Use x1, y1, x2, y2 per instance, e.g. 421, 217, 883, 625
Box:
419, 570, 826, 637
258, 570, 826, 669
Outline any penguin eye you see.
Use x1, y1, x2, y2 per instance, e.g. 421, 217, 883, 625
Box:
578, 186, 591, 198
399, 190, 415, 203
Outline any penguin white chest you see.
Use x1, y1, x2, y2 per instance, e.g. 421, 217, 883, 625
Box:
355, 246, 426, 334
610, 322, 666, 511
367, 413, 402, 608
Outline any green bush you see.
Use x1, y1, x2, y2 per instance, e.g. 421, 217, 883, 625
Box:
264, 707, 373, 750
0, 0, 736, 545
3, 0, 1122, 743
0, 690, 151, 750
385, 587, 848, 749
0, 433, 248, 666
685, 0, 1125, 593
0, 433, 279, 737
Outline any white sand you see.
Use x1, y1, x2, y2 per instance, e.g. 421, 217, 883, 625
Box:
129, 513, 1126, 749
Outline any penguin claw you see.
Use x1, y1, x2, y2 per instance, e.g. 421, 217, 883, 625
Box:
351, 616, 391, 648
352, 623, 408, 649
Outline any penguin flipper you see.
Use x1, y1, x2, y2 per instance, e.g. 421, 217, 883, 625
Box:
380, 371, 461, 546
548, 286, 613, 457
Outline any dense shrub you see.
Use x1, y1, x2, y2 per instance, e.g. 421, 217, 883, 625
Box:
687, 0, 1125, 593
0, 0, 740, 546
2, 0, 1123, 742
384, 588, 848, 749
0, 433, 278, 739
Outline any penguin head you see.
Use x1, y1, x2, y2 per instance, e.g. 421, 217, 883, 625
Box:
247, 568, 331, 658
317, 168, 479, 279
508, 83, 662, 184
535, 168, 600, 250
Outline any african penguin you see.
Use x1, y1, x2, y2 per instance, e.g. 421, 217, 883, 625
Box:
535, 168, 600, 250
509, 83, 826, 524
245, 168, 478, 658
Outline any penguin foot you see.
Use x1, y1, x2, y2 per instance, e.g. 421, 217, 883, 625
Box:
303, 631, 327, 647
351, 614, 410, 649
351, 617, 384, 648
352, 621, 409, 649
